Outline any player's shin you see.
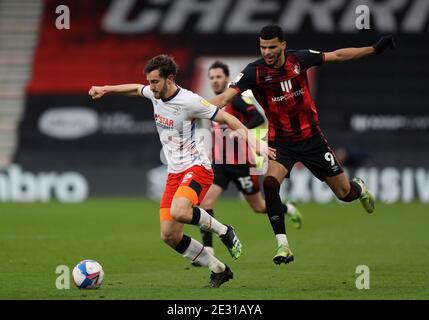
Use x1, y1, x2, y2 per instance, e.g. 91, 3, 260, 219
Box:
191, 207, 227, 236
175, 235, 225, 273
263, 176, 288, 246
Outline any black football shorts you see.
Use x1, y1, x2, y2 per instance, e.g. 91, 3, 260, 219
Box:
268, 133, 344, 181
212, 164, 260, 195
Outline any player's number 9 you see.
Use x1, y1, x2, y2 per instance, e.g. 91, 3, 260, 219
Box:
324, 152, 335, 166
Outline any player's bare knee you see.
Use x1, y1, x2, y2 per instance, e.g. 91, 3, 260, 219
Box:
170, 203, 192, 223
160, 230, 181, 247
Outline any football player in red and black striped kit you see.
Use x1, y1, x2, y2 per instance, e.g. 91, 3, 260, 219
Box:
196, 61, 303, 261
211, 25, 395, 265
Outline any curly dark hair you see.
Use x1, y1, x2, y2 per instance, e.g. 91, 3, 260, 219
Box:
144, 54, 178, 78
260, 25, 284, 41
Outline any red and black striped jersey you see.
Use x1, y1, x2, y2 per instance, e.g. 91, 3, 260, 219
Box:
230, 49, 325, 142
212, 95, 264, 165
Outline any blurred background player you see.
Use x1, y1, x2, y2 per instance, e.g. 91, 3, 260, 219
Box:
211, 25, 394, 265
88, 54, 267, 288
196, 61, 302, 261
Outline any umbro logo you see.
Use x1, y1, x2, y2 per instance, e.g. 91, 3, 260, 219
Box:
280, 80, 292, 93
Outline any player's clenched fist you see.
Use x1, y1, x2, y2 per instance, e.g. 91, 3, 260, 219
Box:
88, 86, 108, 99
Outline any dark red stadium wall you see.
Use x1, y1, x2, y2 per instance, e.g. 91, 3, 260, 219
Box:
28, 0, 192, 94
14, 0, 429, 196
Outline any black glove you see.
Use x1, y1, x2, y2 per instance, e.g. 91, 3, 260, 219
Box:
373, 35, 396, 55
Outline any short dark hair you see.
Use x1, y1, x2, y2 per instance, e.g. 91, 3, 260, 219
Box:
208, 60, 229, 77
259, 25, 284, 41
144, 54, 178, 78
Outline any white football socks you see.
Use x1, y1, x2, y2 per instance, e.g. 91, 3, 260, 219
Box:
197, 208, 228, 235
275, 234, 289, 247
182, 238, 225, 273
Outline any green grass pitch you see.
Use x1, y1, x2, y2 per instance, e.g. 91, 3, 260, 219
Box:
0, 199, 428, 299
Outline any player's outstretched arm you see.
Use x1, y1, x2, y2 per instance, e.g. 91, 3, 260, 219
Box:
324, 35, 396, 63
213, 109, 276, 160
210, 87, 239, 108
88, 84, 144, 99
213, 109, 247, 135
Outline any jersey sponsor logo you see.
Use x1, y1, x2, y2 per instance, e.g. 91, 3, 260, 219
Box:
272, 96, 285, 102
280, 80, 293, 93
154, 113, 174, 129
272, 89, 305, 102
293, 63, 301, 75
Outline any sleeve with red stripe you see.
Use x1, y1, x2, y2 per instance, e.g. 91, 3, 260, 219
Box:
229, 63, 257, 93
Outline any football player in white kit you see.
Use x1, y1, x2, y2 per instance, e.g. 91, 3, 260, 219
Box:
89, 55, 273, 288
